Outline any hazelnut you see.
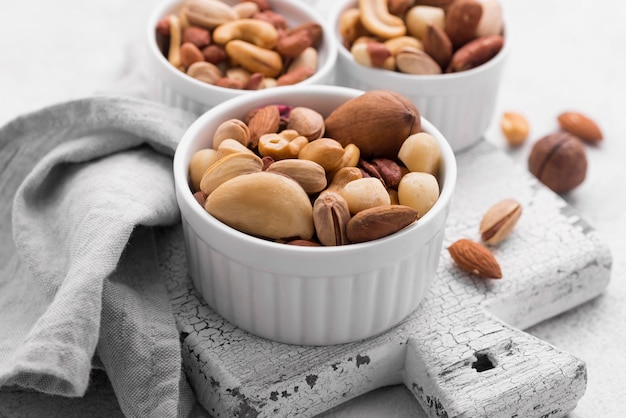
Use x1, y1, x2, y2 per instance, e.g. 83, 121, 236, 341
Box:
528, 132, 587, 193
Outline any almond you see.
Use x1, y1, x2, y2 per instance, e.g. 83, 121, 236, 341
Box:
423, 24, 453, 69
557, 111, 603, 143
346, 205, 418, 243
448, 238, 502, 279
246, 105, 281, 148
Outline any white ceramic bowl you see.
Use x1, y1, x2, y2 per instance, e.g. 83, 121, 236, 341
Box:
147, 0, 338, 115
173, 85, 457, 346
328, 0, 509, 153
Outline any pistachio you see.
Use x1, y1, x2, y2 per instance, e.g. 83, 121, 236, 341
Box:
286, 107, 325, 141
479, 198, 522, 245
199, 152, 263, 195
205, 171, 314, 240
313, 192, 351, 246
189, 148, 218, 192
266, 159, 327, 194
212, 118, 250, 149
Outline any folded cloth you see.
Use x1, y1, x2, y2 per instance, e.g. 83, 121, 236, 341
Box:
0, 95, 200, 417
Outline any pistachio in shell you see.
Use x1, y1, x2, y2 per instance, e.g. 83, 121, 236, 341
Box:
323, 90, 421, 159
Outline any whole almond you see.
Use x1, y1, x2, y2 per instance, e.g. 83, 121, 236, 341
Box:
448, 238, 502, 279
346, 205, 418, 243
557, 111, 603, 143
423, 24, 453, 69
247, 105, 281, 148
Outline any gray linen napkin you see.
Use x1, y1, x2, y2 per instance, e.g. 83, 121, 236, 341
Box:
0, 95, 200, 417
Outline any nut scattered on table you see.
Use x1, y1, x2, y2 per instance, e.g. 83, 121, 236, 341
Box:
528, 131, 587, 194
557, 111, 603, 143
479, 198, 522, 245
448, 238, 503, 279
500, 111, 529, 147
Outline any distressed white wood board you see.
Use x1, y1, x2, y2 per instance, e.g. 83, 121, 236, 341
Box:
162, 141, 612, 418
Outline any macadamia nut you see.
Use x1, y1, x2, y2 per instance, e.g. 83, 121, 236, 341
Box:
398, 172, 440, 217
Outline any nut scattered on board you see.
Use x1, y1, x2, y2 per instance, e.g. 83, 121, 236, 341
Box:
557, 111, 603, 143
479, 198, 522, 245
448, 238, 502, 279
528, 131, 587, 193
500, 111, 529, 147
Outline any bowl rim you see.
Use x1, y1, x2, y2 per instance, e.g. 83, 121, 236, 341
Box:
146, 0, 338, 99
327, 0, 510, 84
173, 84, 457, 259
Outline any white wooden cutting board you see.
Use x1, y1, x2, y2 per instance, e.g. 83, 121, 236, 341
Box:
164, 141, 611, 417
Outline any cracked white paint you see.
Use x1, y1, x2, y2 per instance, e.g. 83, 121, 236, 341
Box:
161, 142, 611, 418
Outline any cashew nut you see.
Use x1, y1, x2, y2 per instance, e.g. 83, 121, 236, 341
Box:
358, 0, 407, 39
167, 15, 182, 69
213, 18, 279, 49
225, 40, 283, 77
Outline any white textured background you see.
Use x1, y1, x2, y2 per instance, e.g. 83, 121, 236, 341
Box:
1, 0, 624, 416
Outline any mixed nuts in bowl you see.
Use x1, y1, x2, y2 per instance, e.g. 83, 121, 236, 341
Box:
328, 0, 509, 152
147, 0, 337, 115
173, 85, 457, 345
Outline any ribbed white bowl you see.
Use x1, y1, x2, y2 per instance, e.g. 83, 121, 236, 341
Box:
146, 0, 338, 115
173, 85, 457, 345
328, 0, 509, 153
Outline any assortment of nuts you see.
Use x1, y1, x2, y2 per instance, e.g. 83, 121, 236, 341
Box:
155, 0, 324, 90
188, 90, 445, 245
500, 109, 602, 194
338, 0, 505, 75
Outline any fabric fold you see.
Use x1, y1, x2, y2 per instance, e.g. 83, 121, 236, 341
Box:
0, 95, 199, 417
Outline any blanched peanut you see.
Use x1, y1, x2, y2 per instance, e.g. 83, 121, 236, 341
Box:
398, 172, 440, 217
398, 132, 441, 175
189, 148, 218, 192
341, 177, 391, 214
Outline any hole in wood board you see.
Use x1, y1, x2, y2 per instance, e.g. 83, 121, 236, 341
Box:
471, 352, 496, 372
